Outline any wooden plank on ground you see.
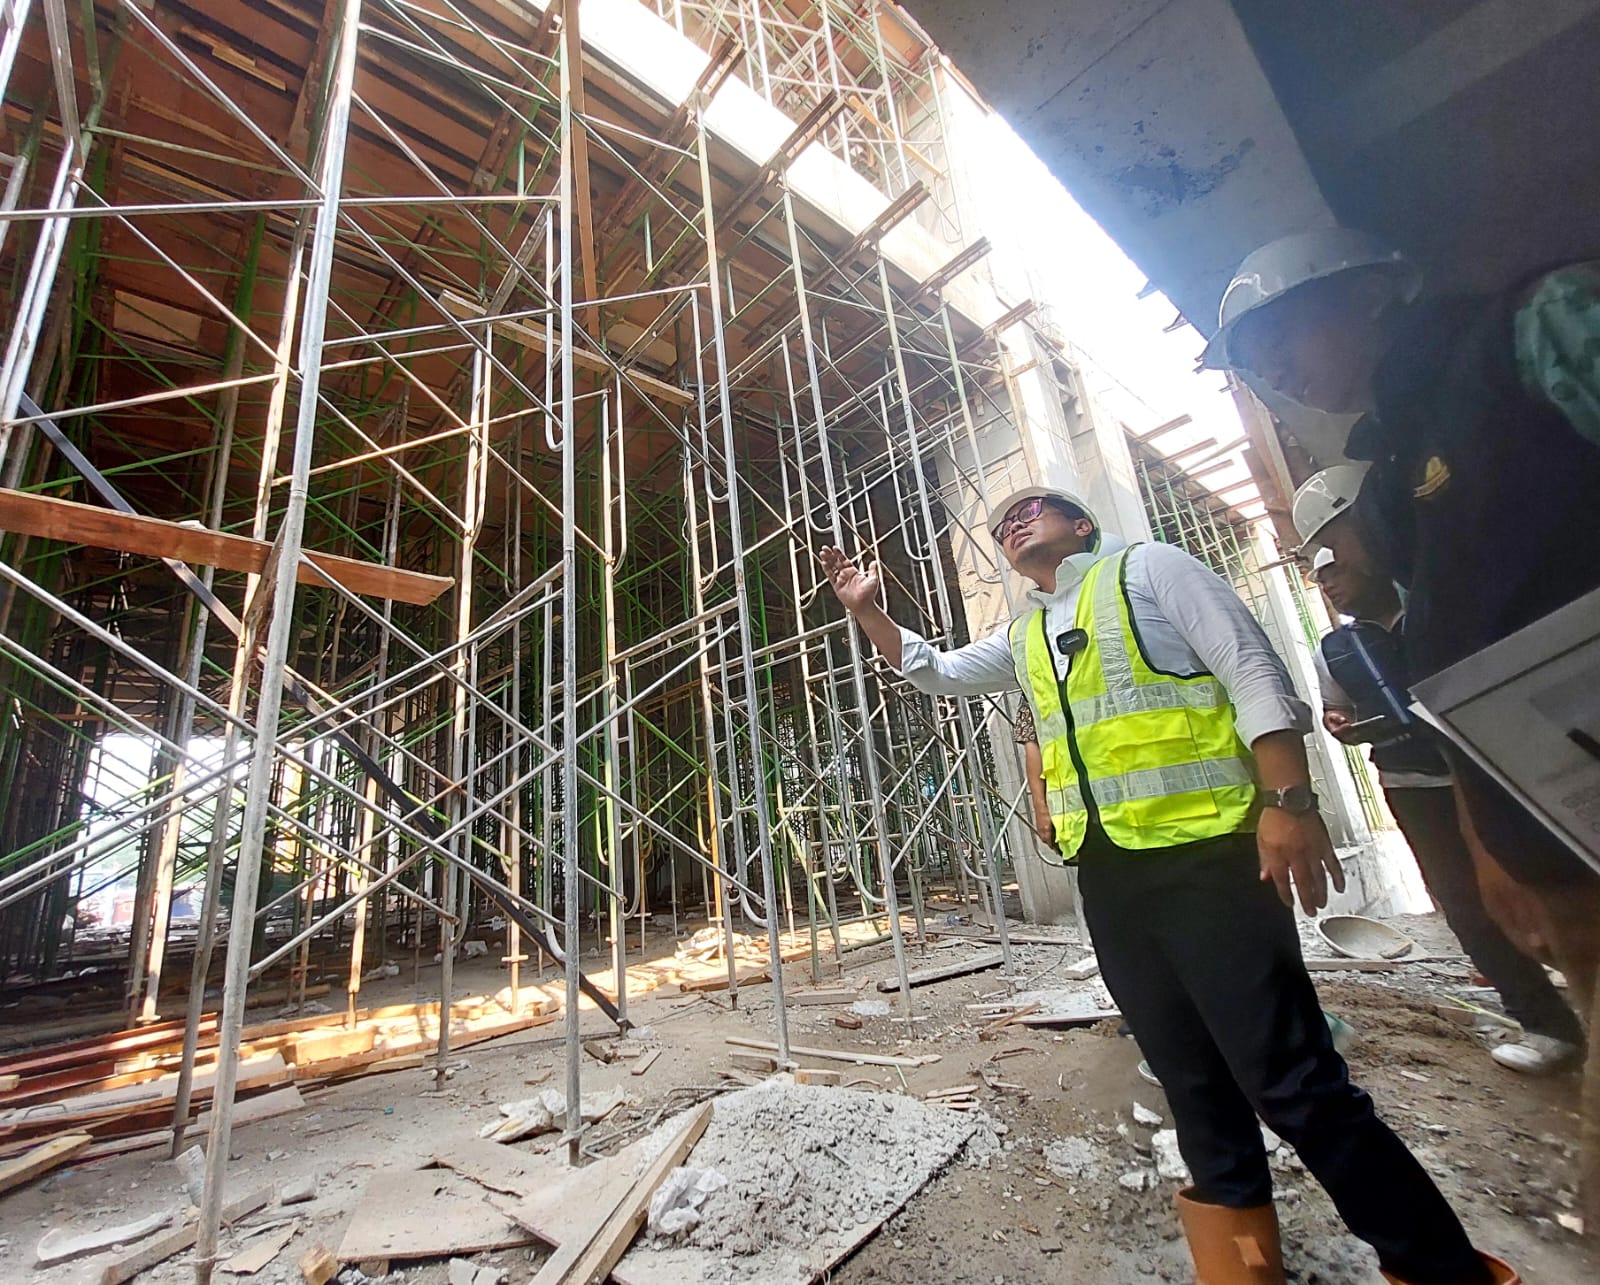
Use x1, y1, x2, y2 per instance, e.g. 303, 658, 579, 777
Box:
0, 488, 453, 605
493, 1144, 644, 1247
284, 1027, 375, 1065
429, 1137, 544, 1197
787, 989, 857, 1006
976, 932, 1079, 946
629, 1049, 661, 1077
877, 949, 1005, 992
725, 1036, 939, 1069
1014, 1002, 1121, 1028
78, 1086, 304, 1162
336, 1168, 534, 1262
0, 1053, 287, 1132
0, 1131, 91, 1194
676, 967, 768, 994
531, 1103, 711, 1285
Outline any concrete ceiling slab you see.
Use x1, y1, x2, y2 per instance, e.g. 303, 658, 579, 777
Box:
903, 0, 1600, 329
906, 0, 1329, 333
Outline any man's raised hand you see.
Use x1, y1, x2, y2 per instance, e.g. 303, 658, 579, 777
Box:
819, 546, 881, 615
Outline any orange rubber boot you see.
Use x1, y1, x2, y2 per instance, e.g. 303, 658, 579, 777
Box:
1173, 1188, 1286, 1285
1380, 1251, 1521, 1284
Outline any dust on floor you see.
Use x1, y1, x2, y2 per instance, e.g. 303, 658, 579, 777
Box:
0, 910, 1592, 1285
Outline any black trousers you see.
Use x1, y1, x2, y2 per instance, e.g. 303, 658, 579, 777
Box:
1079, 831, 1488, 1285
1386, 785, 1583, 1045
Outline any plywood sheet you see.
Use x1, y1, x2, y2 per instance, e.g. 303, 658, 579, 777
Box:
429, 1136, 545, 1196
335, 1169, 533, 1262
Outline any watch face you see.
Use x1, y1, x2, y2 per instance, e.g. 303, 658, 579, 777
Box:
1284, 786, 1316, 813
1269, 786, 1316, 813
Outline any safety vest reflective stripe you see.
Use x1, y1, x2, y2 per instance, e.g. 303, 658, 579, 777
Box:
1047, 756, 1254, 815
1067, 680, 1231, 727
1010, 619, 1069, 743
1089, 555, 1136, 696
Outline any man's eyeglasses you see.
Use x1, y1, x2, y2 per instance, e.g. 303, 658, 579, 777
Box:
992, 496, 1047, 543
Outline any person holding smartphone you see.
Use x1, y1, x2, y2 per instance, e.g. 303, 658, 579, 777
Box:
1302, 471, 1583, 1075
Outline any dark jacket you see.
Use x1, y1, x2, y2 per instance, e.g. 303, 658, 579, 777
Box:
1318, 621, 1448, 780
1349, 293, 1600, 679
1349, 289, 1600, 886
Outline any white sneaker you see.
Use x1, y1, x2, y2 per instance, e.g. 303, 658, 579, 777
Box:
1491, 1033, 1582, 1074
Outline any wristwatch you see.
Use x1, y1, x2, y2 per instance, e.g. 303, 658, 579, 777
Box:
1261, 784, 1318, 815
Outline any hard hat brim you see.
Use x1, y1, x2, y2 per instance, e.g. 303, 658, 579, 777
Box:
1199, 256, 1421, 373
988, 485, 1101, 549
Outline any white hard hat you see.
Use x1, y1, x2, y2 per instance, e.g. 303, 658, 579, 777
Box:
1200, 228, 1421, 370
988, 485, 1101, 550
1292, 464, 1369, 550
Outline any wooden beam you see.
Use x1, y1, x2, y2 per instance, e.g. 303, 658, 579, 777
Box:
1133, 413, 1193, 445
563, 0, 601, 339
725, 1036, 940, 1069
876, 948, 1005, 991
0, 1132, 92, 1195
531, 1103, 712, 1285
438, 292, 694, 406
911, 237, 992, 301
0, 489, 453, 605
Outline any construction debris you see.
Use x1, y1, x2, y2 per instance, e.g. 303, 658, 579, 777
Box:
34, 1208, 174, 1266
219, 1221, 299, 1276
0, 993, 558, 1162
78, 1187, 271, 1285
647, 1167, 729, 1238
337, 1170, 533, 1264
788, 989, 858, 1006
1063, 955, 1101, 981
532, 1104, 713, 1284
725, 1037, 939, 1070
176, 1144, 207, 1204
616, 1084, 978, 1284
1151, 1130, 1191, 1183
480, 1086, 629, 1143
448, 1258, 507, 1285
793, 1069, 842, 1087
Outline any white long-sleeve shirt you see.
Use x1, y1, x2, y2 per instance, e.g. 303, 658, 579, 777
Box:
895, 537, 1311, 748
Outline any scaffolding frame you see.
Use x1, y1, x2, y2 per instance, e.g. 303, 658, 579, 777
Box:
0, 2, 1050, 1275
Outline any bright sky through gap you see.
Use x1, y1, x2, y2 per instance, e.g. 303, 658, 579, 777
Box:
963, 107, 1263, 518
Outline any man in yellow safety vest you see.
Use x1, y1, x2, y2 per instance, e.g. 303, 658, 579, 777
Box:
820, 487, 1512, 1285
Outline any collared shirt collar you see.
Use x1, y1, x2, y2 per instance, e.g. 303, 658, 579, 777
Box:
1023, 534, 1128, 607
1354, 606, 1404, 632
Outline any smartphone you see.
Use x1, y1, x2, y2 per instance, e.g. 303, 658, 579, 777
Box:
1343, 714, 1402, 742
